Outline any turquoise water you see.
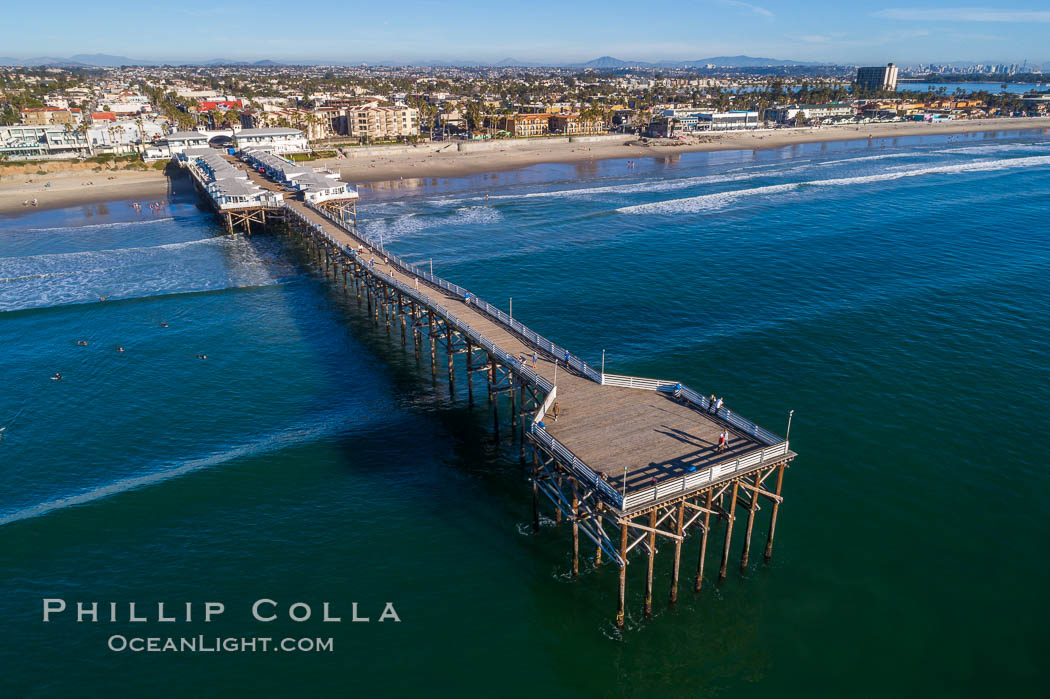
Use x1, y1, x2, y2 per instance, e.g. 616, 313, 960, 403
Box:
2, 129, 1048, 697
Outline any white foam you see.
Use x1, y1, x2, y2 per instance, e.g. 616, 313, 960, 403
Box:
813, 152, 922, 166
491, 173, 758, 201
933, 142, 1050, 156
24, 216, 181, 233
1, 236, 220, 266
362, 205, 502, 244
618, 155, 1050, 215
0, 235, 293, 312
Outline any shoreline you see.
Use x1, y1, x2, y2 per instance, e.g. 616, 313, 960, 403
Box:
0, 170, 172, 217
2, 117, 1048, 215
325, 117, 1050, 185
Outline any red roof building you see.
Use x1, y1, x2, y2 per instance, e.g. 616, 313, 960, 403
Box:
199, 100, 243, 111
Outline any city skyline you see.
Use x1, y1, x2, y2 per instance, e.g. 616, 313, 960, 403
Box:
3, 1, 1048, 66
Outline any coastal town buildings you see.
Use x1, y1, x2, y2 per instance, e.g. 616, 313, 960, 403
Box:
764, 103, 856, 124
19, 107, 81, 125
493, 113, 551, 137
661, 109, 760, 131
0, 124, 85, 159
330, 106, 420, 140
548, 114, 603, 135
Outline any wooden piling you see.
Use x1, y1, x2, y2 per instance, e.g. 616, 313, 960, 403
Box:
617, 520, 628, 629
429, 314, 437, 378
554, 476, 563, 525
695, 489, 713, 592
571, 484, 580, 577
740, 470, 761, 571
532, 461, 540, 533
719, 481, 739, 581
518, 384, 526, 461
670, 500, 685, 603
644, 508, 656, 617
491, 359, 499, 438
446, 326, 455, 395
465, 342, 474, 405
765, 463, 786, 561
594, 502, 603, 567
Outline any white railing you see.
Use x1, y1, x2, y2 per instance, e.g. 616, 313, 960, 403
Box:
622, 440, 790, 510
600, 373, 678, 391
601, 372, 784, 446
527, 423, 623, 505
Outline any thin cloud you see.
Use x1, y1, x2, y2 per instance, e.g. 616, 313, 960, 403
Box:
719, 0, 774, 19
874, 7, 1050, 22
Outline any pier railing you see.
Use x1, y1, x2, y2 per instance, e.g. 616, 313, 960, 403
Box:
621, 440, 791, 510
307, 203, 603, 383
602, 373, 784, 446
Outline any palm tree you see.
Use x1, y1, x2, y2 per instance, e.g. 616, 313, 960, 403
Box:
76, 121, 93, 157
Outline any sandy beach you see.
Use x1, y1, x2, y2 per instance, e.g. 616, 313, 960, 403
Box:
2, 117, 1048, 215
0, 170, 171, 216
320, 117, 1050, 185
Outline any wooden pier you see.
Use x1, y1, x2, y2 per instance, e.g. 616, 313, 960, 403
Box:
185, 149, 796, 627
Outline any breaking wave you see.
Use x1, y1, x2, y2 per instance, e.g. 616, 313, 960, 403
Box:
618, 155, 1050, 215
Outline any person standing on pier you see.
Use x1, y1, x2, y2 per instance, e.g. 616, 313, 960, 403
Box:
708, 394, 717, 413
532, 352, 538, 368
715, 396, 724, 413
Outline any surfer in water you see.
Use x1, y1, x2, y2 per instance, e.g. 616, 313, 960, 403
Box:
51, 373, 62, 381
76, 340, 88, 346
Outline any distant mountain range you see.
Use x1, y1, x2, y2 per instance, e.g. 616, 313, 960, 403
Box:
0, 54, 825, 68
574, 55, 823, 68
0, 55, 289, 67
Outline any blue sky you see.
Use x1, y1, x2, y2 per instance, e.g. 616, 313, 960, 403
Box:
4, 1, 1047, 64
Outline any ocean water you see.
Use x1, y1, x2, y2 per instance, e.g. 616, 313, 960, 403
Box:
1, 129, 1048, 697
898, 81, 1043, 95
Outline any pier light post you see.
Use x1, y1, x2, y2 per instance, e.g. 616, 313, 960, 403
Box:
601, 349, 606, 381
622, 465, 628, 503
786, 409, 794, 442
509, 297, 512, 322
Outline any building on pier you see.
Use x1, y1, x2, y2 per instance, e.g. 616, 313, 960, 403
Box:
240, 148, 358, 218
233, 127, 308, 154
174, 148, 284, 232
164, 131, 210, 154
